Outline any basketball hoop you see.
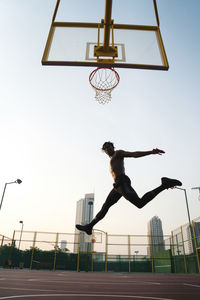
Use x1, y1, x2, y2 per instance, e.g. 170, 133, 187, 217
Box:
89, 67, 120, 104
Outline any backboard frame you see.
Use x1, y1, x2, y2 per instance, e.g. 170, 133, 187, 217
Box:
42, 0, 169, 70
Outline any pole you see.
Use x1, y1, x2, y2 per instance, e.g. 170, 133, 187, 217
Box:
176, 187, 192, 225
184, 189, 191, 224
0, 183, 7, 210
19, 221, 24, 249
0, 180, 22, 211
176, 187, 195, 253
191, 187, 200, 201
103, 0, 113, 50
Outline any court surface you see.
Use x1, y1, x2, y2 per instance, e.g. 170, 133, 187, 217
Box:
0, 269, 199, 300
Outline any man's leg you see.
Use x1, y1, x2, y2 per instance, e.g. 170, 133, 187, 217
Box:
117, 177, 182, 209
76, 189, 122, 235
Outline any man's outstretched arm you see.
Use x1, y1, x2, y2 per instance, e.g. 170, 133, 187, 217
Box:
118, 148, 165, 158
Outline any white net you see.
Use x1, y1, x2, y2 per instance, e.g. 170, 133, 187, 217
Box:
89, 67, 120, 104
95, 90, 112, 104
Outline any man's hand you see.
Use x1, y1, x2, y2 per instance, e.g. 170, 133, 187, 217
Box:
152, 148, 165, 155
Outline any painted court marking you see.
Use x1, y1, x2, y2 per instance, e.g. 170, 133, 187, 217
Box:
27, 280, 39, 282
0, 278, 161, 286
183, 283, 200, 288
0, 294, 175, 300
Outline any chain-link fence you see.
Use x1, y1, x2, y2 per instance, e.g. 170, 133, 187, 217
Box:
0, 217, 200, 273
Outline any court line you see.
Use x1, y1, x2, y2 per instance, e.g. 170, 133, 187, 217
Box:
27, 280, 38, 282
126, 281, 160, 285
0, 293, 175, 300
183, 283, 200, 288
0, 278, 161, 286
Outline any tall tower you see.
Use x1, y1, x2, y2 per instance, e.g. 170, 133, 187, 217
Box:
147, 216, 165, 254
74, 193, 94, 253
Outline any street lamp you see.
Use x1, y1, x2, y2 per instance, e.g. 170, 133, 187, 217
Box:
175, 187, 194, 253
19, 220, 24, 250
134, 250, 139, 259
191, 187, 200, 201
0, 179, 22, 211
176, 187, 191, 225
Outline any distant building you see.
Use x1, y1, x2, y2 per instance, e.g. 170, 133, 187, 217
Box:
74, 193, 94, 253
61, 240, 67, 251
147, 216, 165, 254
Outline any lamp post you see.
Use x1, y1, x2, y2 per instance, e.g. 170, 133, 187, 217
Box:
19, 221, 24, 250
176, 187, 194, 253
191, 187, 200, 201
134, 250, 139, 258
0, 179, 22, 211
176, 187, 191, 225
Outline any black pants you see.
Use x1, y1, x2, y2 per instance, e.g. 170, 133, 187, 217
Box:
89, 174, 165, 228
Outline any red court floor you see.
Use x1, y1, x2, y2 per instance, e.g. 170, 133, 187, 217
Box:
0, 269, 200, 300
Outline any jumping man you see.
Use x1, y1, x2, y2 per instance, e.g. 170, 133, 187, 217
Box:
76, 142, 182, 235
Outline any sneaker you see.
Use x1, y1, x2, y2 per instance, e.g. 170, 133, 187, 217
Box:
161, 177, 182, 189
76, 224, 92, 235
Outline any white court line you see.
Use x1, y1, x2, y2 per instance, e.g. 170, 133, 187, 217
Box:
126, 281, 160, 285
183, 283, 200, 288
0, 279, 5, 281
0, 274, 161, 286
0, 293, 175, 300
27, 279, 39, 282
0, 279, 160, 286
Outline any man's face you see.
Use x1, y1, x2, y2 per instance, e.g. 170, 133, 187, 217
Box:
104, 144, 115, 156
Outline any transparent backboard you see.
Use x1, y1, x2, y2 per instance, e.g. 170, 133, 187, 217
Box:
42, 0, 169, 70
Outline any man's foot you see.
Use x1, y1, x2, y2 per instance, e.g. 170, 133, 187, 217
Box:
161, 177, 182, 189
76, 224, 92, 235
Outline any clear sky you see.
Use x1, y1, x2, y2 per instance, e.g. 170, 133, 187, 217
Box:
0, 0, 200, 239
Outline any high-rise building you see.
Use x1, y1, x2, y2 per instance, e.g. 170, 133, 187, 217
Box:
74, 193, 94, 253
147, 216, 165, 254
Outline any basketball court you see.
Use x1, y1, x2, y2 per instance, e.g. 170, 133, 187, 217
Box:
1, 1, 199, 299
0, 269, 199, 300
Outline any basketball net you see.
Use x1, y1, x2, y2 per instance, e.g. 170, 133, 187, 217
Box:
89, 67, 120, 104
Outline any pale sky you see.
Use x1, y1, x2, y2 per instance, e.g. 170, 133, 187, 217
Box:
0, 0, 200, 240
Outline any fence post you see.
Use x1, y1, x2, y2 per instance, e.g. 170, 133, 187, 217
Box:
105, 232, 108, 272
150, 234, 154, 273
1, 235, 4, 247
53, 232, 59, 271
91, 232, 96, 272
76, 232, 81, 272
171, 231, 176, 273
30, 232, 37, 270
180, 226, 187, 273
128, 235, 131, 273
7, 231, 16, 267
192, 221, 200, 273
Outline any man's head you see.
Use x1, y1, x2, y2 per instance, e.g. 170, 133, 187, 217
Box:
102, 141, 115, 156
